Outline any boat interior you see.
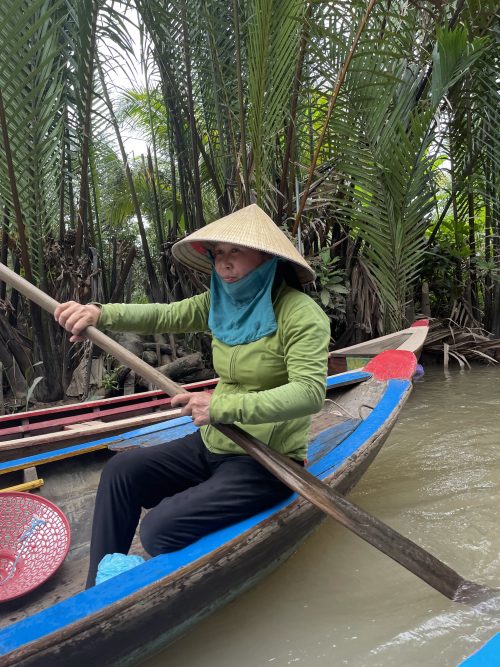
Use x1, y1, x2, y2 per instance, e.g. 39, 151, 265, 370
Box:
0, 372, 384, 630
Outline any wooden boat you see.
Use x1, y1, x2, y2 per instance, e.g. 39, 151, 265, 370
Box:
0, 377, 218, 463
0, 321, 429, 463
0, 349, 418, 667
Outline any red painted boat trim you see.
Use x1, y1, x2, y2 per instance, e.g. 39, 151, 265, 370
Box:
364, 350, 417, 380
0, 377, 218, 434
0, 396, 176, 437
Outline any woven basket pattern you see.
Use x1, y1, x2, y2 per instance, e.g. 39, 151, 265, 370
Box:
0, 492, 70, 601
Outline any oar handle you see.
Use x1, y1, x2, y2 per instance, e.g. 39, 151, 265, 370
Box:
0, 262, 187, 397
0, 262, 60, 315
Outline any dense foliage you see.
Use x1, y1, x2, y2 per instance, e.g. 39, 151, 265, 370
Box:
0, 0, 498, 400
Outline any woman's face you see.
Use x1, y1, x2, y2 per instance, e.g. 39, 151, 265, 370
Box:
212, 243, 269, 283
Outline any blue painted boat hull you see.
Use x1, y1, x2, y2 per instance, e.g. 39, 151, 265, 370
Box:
0, 369, 413, 666
459, 632, 500, 666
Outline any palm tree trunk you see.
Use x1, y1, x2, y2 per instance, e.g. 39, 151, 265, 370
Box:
0, 205, 9, 301
90, 149, 108, 300
168, 123, 179, 240
110, 244, 136, 303
292, 0, 378, 236
0, 88, 63, 400
97, 60, 162, 303
74, 0, 99, 257
233, 0, 250, 206
466, 100, 479, 317
278, 3, 312, 222
181, 7, 205, 231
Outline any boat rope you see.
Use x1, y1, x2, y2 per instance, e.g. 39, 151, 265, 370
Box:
324, 399, 356, 419
0, 515, 46, 585
359, 403, 375, 419
325, 399, 375, 421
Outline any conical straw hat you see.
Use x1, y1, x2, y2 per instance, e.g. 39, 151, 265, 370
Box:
172, 204, 315, 284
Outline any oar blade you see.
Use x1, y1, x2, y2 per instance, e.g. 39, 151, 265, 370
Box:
454, 580, 500, 606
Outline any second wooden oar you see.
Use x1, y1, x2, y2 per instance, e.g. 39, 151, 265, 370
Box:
0, 260, 496, 605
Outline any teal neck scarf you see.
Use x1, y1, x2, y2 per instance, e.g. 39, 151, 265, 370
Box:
208, 256, 278, 346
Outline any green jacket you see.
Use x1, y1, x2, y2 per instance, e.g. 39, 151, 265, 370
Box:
98, 285, 330, 460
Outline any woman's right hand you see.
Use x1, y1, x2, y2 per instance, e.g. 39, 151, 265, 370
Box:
54, 301, 102, 342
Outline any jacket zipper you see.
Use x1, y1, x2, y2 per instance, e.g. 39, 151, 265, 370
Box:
229, 345, 240, 382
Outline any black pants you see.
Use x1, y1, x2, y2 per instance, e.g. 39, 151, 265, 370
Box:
86, 430, 296, 587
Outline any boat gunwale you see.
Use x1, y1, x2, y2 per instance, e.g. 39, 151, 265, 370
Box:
329, 323, 428, 357
0, 377, 219, 427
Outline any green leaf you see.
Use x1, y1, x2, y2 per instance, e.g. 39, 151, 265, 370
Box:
320, 289, 330, 307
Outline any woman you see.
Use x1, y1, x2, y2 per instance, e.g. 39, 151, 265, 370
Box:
55, 204, 331, 587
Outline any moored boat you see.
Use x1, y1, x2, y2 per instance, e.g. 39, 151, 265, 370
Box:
328, 319, 429, 373
0, 377, 217, 463
0, 349, 418, 666
0, 321, 429, 463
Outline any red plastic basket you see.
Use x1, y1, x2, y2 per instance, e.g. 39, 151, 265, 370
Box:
0, 492, 71, 602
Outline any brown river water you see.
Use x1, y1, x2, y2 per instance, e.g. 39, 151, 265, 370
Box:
141, 364, 500, 667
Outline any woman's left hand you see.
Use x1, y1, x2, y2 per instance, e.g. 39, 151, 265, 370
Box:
171, 391, 212, 426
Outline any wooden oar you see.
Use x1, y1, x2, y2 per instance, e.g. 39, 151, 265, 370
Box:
0, 261, 496, 605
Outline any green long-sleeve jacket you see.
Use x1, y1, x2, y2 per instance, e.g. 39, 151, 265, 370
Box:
98, 284, 330, 460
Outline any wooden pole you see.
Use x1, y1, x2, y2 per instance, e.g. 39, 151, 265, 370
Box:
0, 479, 44, 493
0, 362, 4, 416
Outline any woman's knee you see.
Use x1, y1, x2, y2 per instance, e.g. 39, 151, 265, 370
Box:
101, 450, 143, 485
96, 452, 148, 507
139, 509, 187, 556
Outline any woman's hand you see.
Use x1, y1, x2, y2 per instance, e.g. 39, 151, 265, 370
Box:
171, 391, 212, 426
54, 301, 102, 342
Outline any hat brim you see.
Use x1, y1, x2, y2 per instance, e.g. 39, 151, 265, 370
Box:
171, 205, 316, 284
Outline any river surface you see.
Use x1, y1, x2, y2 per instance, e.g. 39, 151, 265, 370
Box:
140, 365, 500, 667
